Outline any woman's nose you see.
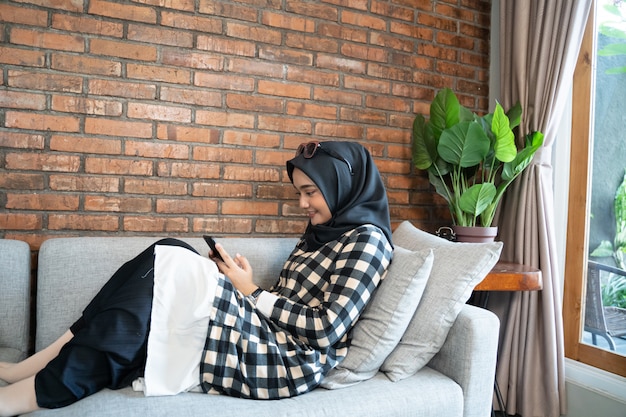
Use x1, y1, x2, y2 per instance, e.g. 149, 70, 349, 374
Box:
299, 196, 308, 208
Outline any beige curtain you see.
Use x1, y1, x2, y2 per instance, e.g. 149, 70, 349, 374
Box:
489, 1, 592, 416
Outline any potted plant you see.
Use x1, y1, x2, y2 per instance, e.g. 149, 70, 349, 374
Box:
412, 88, 544, 241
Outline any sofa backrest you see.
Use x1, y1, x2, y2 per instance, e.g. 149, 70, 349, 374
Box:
35, 237, 299, 351
0, 239, 31, 358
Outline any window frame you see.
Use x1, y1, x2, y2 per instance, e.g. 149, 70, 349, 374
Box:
563, 3, 626, 377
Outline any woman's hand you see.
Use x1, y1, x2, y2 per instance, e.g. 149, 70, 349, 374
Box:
210, 243, 258, 296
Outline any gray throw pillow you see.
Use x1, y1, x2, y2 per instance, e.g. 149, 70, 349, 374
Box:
381, 221, 502, 382
321, 247, 434, 388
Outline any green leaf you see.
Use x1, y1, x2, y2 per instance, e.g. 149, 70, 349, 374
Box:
606, 66, 626, 74
590, 240, 615, 258
412, 114, 433, 170
598, 43, 626, 56
502, 131, 544, 181
438, 121, 490, 168
491, 103, 517, 163
459, 183, 497, 217
430, 88, 460, 138
505, 102, 522, 129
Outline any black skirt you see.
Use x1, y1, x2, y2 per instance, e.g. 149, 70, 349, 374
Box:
35, 238, 198, 409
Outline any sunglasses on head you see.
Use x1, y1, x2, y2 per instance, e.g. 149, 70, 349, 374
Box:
296, 141, 354, 175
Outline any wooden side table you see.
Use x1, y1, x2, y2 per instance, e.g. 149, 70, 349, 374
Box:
471, 261, 543, 417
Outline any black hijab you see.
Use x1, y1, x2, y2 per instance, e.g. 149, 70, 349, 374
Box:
286, 141, 393, 251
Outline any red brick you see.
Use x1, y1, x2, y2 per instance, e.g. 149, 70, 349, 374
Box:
124, 140, 189, 159
285, 0, 338, 20
192, 217, 252, 234
0, 131, 45, 149
418, 13, 458, 32
91, 39, 157, 61
340, 107, 386, 125
341, 43, 387, 63
127, 102, 191, 123
10, 28, 85, 52
316, 54, 365, 75
370, 32, 414, 53
49, 174, 119, 192
49, 214, 119, 231
371, 1, 414, 21
5, 111, 81, 133
6, 152, 80, 172
313, 87, 362, 106
341, 10, 386, 30
193, 146, 253, 164
222, 200, 278, 216
85, 157, 153, 176
258, 116, 312, 134
344, 75, 390, 93
127, 63, 190, 84
50, 135, 122, 155
195, 72, 254, 91
0, 213, 42, 230
84, 196, 152, 213
8, 70, 82, 93
226, 94, 283, 113
88, 0, 156, 23
0, 3, 48, 26
256, 184, 295, 200
286, 66, 340, 86
0, 46, 44, 66
192, 182, 252, 198
51, 95, 123, 116
222, 131, 281, 148
0, 173, 45, 190
51, 54, 122, 76
156, 124, 220, 144
160, 11, 222, 32
0, 90, 46, 110
88, 79, 157, 99
365, 95, 411, 112
159, 86, 221, 107
161, 48, 224, 71
390, 21, 433, 40
157, 161, 220, 179
256, 219, 306, 235
197, 35, 256, 57
436, 32, 475, 51
51, 13, 123, 37
226, 22, 281, 45
287, 102, 337, 120
198, 1, 258, 22
196, 110, 255, 129
123, 216, 188, 233
314, 122, 363, 139
227, 57, 283, 78
128, 24, 194, 48
258, 80, 310, 99
124, 178, 187, 195
285, 33, 338, 53
258, 46, 313, 65
85, 117, 152, 138
317, 22, 367, 43
224, 166, 281, 182
156, 198, 218, 214
6, 194, 80, 211
261, 11, 315, 32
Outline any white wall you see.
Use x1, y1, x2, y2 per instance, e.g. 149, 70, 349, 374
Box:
490, 3, 626, 416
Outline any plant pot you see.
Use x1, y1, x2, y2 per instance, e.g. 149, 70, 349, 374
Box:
452, 225, 498, 243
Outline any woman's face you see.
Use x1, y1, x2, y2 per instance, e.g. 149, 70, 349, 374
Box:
291, 168, 332, 225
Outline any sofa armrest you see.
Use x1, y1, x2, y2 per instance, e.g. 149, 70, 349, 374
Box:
427, 304, 499, 417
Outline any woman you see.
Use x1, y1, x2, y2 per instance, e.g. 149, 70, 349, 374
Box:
0, 141, 393, 416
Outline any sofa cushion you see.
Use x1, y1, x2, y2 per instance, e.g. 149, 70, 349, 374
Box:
321, 247, 434, 388
381, 221, 502, 381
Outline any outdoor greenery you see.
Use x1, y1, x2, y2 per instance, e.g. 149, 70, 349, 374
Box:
411, 88, 543, 227
590, 169, 626, 308
598, 1, 626, 74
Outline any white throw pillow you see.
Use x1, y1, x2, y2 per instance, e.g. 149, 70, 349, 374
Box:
381, 221, 502, 382
321, 247, 434, 388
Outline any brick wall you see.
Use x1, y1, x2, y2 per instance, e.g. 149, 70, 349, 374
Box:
0, 0, 491, 250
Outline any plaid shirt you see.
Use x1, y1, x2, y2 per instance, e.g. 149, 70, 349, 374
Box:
200, 224, 392, 399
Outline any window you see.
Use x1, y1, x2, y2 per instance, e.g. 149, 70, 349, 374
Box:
563, 0, 626, 376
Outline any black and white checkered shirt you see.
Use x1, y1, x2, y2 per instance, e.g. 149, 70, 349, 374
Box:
200, 224, 392, 399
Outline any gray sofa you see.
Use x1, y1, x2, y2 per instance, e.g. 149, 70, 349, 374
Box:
2, 230, 500, 417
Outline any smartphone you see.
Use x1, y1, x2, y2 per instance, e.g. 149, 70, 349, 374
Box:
203, 235, 224, 262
